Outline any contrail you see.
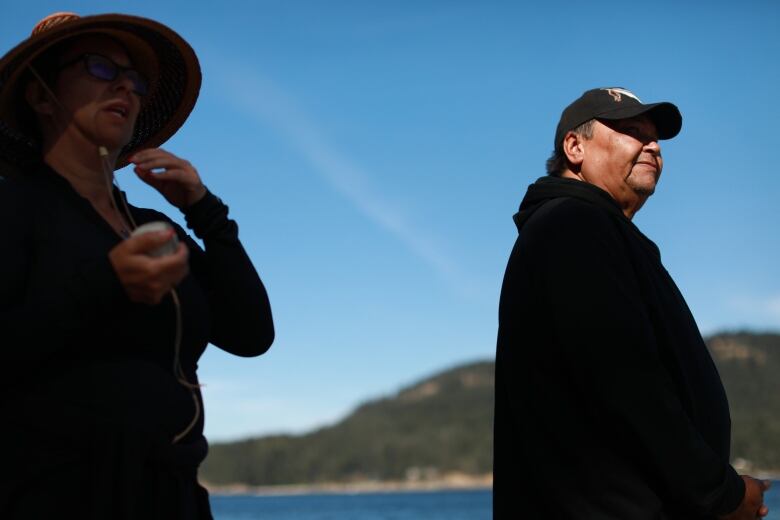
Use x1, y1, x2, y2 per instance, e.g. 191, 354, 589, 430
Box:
214, 64, 473, 295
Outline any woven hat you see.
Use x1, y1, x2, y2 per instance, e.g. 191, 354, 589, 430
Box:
0, 12, 201, 170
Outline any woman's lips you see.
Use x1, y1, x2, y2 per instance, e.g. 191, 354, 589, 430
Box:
104, 101, 130, 119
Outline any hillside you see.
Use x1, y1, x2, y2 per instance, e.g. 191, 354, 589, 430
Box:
710, 332, 780, 472
200, 332, 780, 486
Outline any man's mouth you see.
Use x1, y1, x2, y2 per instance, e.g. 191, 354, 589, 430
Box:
634, 159, 658, 172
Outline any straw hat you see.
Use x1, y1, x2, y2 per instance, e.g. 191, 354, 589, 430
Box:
0, 12, 201, 170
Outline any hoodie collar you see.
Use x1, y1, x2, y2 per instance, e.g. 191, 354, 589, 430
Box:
513, 176, 627, 231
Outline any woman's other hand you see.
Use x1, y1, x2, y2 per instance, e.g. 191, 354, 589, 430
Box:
109, 229, 189, 305
130, 148, 207, 209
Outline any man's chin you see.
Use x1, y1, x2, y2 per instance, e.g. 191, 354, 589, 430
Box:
628, 174, 658, 197
633, 185, 656, 197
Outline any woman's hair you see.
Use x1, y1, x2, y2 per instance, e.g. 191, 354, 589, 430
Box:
13, 42, 70, 145
545, 119, 594, 177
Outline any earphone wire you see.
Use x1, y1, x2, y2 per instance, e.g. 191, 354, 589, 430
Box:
30, 62, 202, 445
100, 149, 202, 445
28, 65, 70, 133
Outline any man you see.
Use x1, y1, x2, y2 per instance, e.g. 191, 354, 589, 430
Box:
493, 88, 770, 519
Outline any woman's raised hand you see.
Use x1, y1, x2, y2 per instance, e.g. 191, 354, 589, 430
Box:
130, 148, 207, 209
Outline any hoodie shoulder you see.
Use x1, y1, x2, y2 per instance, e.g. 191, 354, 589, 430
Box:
517, 195, 626, 262
524, 196, 614, 235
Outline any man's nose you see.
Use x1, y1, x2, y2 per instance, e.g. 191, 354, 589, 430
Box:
644, 139, 661, 156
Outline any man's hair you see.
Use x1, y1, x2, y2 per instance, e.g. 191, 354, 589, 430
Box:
545, 119, 595, 177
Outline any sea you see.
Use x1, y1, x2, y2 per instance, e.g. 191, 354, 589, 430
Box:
210, 483, 780, 519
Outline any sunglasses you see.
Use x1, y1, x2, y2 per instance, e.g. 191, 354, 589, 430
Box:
59, 53, 149, 96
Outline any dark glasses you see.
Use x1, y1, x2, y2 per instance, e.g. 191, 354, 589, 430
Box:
59, 53, 149, 96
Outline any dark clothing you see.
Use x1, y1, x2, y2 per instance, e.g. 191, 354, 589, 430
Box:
493, 176, 743, 519
0, 163, 274, 518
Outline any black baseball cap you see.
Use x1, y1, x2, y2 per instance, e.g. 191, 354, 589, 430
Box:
554, 87, 682, 151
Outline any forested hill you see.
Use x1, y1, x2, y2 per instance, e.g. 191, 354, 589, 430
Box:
709, 332, 780, 473
200, 332, 780, 486
201, 360, 494, 486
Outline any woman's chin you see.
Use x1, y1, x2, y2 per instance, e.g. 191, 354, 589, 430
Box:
89, 134, 133, 157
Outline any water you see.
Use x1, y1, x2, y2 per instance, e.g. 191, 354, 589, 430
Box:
767, 482, 780, 520
210, 484, 780, 519
210, 489, 491, 520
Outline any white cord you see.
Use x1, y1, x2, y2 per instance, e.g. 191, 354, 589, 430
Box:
170, 288, 202, 444
101, 149, 201, 445
30, 63, 202, 445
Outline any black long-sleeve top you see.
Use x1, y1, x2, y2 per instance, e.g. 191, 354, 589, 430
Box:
494, 176, 743, 519
0, 162, 274, 518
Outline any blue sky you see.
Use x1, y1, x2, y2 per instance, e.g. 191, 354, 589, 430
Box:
3, 1, 778, 441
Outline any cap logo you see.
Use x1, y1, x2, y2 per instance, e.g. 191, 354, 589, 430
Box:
603, 88, 641, 103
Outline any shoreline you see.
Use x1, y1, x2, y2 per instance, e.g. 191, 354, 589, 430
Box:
204, 473, 493, 497
205, 471, 780, 497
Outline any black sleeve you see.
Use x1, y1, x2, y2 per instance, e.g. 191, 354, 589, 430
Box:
524, 199, 743, 516
181, 190, 274, 357
0, 182, 128, 365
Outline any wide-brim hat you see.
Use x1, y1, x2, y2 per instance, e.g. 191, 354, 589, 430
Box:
554, 87, 682, 151
0, 12, 201, 170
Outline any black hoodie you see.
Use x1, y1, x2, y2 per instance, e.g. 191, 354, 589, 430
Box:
493, 176, 744, 519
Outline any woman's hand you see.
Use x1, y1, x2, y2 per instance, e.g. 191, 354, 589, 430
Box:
130, 148, 207, 209
109, 229, 189, 305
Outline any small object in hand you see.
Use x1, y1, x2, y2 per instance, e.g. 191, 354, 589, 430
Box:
130, 221, 179, 257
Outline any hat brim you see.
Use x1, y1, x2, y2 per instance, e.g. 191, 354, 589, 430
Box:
0, 13, 201, 170
595, 101, 682, 140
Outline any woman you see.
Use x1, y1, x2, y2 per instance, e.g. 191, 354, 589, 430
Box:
0, 12, 274, 518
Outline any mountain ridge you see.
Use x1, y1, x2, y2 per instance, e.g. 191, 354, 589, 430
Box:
200, 331, 780, 486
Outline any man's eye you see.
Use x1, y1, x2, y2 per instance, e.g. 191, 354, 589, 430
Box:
624, 127, 645, 139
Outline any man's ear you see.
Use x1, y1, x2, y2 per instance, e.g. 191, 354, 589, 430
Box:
25, 80, 54, 116
562, 131, 585, 168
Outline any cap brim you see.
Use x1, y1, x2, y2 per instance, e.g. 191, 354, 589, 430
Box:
596, 101, 682, 140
